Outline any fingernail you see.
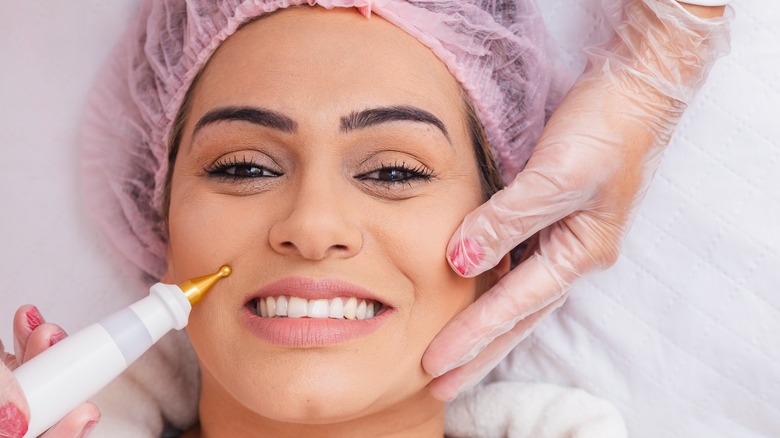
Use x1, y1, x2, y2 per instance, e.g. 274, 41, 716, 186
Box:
25, 307, 44, 331
436, 358, 467, 378
434, 335, 492, 378
430, 384, 459, 403
49, 330, 66, 346
77, 420, 98, 438
433, 356, 469, 379
448, 237, 484, 276
0, 403, 28, 438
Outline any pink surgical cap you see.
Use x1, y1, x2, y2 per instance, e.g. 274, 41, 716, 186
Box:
81, 0, 563, 280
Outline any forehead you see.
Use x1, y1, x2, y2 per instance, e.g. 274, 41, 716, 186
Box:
189, 6, 466, 130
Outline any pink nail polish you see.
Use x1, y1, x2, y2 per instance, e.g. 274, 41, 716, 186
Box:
0, 403, 28, 438
78, 420, 98, 438
49, 330, 66, 347
448, 237, 484, 276
25, 307, 43, 331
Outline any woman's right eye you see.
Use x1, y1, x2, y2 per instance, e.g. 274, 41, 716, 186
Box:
206, 158, 281, 179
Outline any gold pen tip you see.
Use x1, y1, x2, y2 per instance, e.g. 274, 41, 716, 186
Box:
218, 265, 232, 278
180, 264, 233, 307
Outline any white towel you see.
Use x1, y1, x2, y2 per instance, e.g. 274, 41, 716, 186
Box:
445, 382, 627, 438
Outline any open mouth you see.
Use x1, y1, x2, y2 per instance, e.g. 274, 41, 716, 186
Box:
249, 296, 388, 320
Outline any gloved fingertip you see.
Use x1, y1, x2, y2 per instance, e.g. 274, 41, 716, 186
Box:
440, 390, 459, 403
447, 237, 484, 277
24, 307, 44, 332
78, 419, 99, 438
428, 382, 459, 403
429, 364, 454, 379
431, 351, 475, 379
49, 329, 67, 347
0, 402, 29, 438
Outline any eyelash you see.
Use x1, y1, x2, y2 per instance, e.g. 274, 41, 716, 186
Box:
205, 156, 280, 180
205, 157, 433, 186
355, 160, 434, 186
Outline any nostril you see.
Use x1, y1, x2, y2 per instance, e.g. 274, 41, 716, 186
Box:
280, 241, 295, 249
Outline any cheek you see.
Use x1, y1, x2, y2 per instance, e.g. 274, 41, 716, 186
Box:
166, 180, 274, 372
381, 192, 481, 346
166, 180, 269, 281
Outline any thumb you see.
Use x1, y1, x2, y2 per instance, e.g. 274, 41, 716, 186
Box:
448, 168, 590, 277
424, 249, 569, 377
0, 346, 29, 438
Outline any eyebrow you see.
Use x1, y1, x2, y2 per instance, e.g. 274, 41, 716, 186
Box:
193, 106, 297, 136
340, 106, 450, 142
192, 104, 450, 142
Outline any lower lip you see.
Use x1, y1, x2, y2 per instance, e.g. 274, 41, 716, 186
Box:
241, 305, 394, 347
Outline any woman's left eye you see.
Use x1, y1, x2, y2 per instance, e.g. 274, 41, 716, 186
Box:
356, 164, 433, 185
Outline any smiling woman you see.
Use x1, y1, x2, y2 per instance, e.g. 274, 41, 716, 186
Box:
71, 0, 625, 436
161, 8, 509, 435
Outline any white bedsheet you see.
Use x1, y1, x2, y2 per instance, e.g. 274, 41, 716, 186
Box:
1, 1, 778, 437
495, 1, 780, 437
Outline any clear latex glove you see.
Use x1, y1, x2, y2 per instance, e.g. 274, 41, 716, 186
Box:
422, 0, 732, 401
1, 306, 100, 437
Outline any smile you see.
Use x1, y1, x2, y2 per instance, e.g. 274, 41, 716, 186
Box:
241, 277, 394, 347
252, 296, 386, 320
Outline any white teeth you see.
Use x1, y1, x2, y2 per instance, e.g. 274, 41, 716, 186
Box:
259, 298, 268, 318
329, 298, 344, 319
267, 296, 277, 318
355, 300, 367, 320
308, 299, 329, 318
276, 296, 288, 316
344, 297, 358, 320
287, 296, 308, 318
255, 295, 380, 320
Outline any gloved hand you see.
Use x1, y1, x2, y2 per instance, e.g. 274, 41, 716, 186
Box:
423, 0, 732, 401
1, 306, 100, 437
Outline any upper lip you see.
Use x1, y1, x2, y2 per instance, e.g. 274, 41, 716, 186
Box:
244, 277, 391, 307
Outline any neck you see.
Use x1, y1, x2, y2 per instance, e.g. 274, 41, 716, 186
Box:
196, 370, 446, 438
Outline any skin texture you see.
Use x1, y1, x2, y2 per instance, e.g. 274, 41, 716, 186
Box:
164, 7, 508, 438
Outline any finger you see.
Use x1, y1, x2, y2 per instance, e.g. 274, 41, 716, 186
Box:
447, 168, 591, 277
424, 251, 572, 377
21, 323, 67, 364
427, 295, 567, 402
517, 233, 540, 265
12, 305, 46, 361
42, 402, 100, 438
0, 359, 30, 438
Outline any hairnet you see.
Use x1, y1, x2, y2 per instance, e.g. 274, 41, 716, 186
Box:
81, 0, 562, 280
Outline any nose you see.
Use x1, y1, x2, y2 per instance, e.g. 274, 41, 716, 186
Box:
268, 178, 362, 261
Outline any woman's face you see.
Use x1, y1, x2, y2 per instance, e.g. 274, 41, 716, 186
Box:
165, 6, 503, 426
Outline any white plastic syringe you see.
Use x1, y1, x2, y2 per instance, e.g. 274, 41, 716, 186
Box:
12, 265, 232, 438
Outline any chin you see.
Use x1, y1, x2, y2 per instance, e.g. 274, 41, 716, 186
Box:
242, 380, 400, 424
216, 351, 422, 424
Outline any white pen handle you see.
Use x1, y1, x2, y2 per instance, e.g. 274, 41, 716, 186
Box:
13, 284, 190, 438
